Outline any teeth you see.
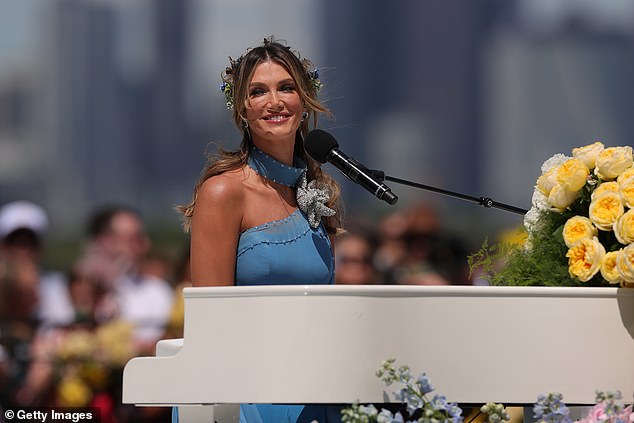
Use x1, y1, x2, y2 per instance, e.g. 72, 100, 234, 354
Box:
265, 115, 286, 121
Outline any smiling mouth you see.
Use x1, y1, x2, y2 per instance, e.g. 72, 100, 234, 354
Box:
263, 115, 290, 121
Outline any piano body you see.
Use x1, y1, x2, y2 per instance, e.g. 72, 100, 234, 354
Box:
122, 285, 634, 422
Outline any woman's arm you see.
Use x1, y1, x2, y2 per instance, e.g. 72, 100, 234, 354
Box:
189, 174, 244, 286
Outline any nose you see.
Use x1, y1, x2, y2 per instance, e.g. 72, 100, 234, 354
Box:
267, 90, 283, 109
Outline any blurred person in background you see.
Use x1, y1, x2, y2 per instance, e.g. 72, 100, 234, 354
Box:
386, 203, 473, 286
373, 210, 410, 284
141, 250, 174, 282
425, 233, 473, 286
0, 201, 73, 328
0, 256, 42, 406
0, 201, 74, 407
63, 265, 99, 326
76, 205, 174, 352
380, 203, 443, 285
334, 231, 381, 285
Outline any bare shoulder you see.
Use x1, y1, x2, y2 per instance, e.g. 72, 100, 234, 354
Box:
197, 168, 247, 208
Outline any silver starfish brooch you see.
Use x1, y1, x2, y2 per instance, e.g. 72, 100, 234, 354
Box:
296, 171, 336, 229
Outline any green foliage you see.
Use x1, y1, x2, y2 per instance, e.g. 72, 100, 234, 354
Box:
469, 208, 608, 287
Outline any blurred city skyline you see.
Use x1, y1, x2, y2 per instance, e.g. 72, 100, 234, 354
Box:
2, 0, 634, 264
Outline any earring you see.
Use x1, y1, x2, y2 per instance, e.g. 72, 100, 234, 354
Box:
242, 119, 249, 129
301, 111, 308, 122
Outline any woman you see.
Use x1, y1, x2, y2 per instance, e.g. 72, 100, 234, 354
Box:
176, 37, 344, 422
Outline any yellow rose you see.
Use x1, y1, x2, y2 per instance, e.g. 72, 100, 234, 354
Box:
616, 166, 634, 183
572, 141, 604, 169
556, 158, 589, 192
616, 243, 634, 283
536, 166, 558, 196
595, 146, 633, 180
566, 237, 605, 282
591, 181, 619, 201
588, 191, 624, 231
614, 208, 634, 245
600, 250, 622, 285
562, 216, 597, 248
618, 176, 634, 208
547, 184, 579, 211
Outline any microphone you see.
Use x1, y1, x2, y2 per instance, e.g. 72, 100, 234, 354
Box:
304, 129, 398, 205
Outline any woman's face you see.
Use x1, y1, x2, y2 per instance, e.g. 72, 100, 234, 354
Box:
245, 60, 304, 145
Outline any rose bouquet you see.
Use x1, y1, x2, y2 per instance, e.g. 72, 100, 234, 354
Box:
471, 142, 634, 287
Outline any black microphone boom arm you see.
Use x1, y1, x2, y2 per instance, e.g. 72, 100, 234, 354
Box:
368, 170, 528, 216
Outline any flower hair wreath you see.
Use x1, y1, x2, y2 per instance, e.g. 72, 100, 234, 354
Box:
218, 41, 323, 111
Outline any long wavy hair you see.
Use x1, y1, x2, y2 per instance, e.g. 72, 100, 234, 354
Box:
177, 37, 343, 234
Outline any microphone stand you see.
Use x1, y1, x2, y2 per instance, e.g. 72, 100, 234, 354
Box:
368, 169, 528, 216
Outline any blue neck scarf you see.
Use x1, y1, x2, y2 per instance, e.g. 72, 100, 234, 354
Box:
247, 145, 306, 187
246, 145, 335, 229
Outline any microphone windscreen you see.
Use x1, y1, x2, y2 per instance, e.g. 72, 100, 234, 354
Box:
304, 129, 339, 163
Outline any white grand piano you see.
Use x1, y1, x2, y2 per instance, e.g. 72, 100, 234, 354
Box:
122, 285, 634, 422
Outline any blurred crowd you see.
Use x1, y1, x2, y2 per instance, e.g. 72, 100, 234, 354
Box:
335, 203, 476, 287
0, 200, 478, 422
0, 201, 176, 422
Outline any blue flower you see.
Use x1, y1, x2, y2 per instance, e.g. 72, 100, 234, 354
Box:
430, 394, 448, 412
447, 402, 463, 421
218, 81, 234, 110
307, 68, 323, 93
532, 393, 571, 423
393, 387, 407, 402
405, 393, 423, 413
416, 373, 434, 395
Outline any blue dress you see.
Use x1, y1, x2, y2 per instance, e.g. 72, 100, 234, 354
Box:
236, 207, 338, 422
174, 146, 341, 423
236, 208, 334, 285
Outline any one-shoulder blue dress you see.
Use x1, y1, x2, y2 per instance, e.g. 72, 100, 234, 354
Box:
236, 207, 339, 423
173, 146, 341, 423
236, 208, 334, 285
237, 147, 339, 422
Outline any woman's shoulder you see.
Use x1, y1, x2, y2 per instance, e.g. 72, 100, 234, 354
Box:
197, 167, 248, 207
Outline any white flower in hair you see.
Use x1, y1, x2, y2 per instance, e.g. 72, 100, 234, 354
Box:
296, 171, 335, 229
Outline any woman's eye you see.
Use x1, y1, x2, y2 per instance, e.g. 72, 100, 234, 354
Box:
250, 88, 266, 97
280, 85, 296, 92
